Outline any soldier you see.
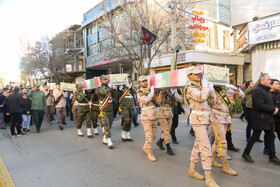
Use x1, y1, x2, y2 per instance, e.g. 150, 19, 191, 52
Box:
90, 89, 100, 135
75, 83, 93, 138
96, 75, 116, 149
43, 85, 55, 126
155, 89, 182, 155
118, 80, 137, 142
211, 83, 244, 176
69, 91, 78, 125
186, 67, 219, 187
137, 76, 157, 162
53, 83, 68, 130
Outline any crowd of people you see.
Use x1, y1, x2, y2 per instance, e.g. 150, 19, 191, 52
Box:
1, 71, 280, 187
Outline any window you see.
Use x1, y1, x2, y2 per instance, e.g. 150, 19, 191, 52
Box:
88, 44, 100, 57
223, 30, 230, 50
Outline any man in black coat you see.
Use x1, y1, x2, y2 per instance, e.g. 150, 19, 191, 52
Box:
6, 87, 24, 137
242, 73, 280, 165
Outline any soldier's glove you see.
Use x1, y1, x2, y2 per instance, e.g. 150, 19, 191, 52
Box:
226, 84, 237, 90
202, 76, 209, 88
119, 85, 123, 91
208, 84, 214, 91
150, 86, 155, 94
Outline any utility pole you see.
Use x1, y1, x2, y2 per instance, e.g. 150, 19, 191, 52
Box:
170, 0, 177, 71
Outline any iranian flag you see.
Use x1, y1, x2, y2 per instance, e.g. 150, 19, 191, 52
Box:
80, 77, 101, 90
149, 67, 191, 88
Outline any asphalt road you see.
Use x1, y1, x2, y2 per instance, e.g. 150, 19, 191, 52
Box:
0, 114, 280, 187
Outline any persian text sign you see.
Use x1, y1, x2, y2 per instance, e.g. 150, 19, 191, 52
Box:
200, 65, 229, 85
248, 14, 280, 45
109, 74, 129, 85
61, 83, 76, 91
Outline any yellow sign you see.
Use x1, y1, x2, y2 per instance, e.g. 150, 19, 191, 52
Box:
203, 65, 229, 85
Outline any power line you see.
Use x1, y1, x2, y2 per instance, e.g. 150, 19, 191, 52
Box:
152, 0, 171, 15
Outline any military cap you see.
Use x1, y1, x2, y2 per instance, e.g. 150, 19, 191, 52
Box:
187, 67, 202, 75
76, 83, 83, 88
56, 82, 61, 86
138, 75, 148, 82
43, 85, 48, 88
99, 75, 107, 80
26, 86, 32, 89
34, 84, 40, 87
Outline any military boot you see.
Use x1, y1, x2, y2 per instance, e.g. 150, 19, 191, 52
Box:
93, 128, 99, 135
205, 170, 220, 187
146, 149, 156, 162
142, 145, 148, 154
126, 131, 133, 142
121, 130, 127, 142
166, 143, 175, 156
107, 138, 114, 149
220, 156, 238, 176
87, 128, 94, 138
156, 138, 165, 150
212, 152, 222, 168
77, 129, 84, 137
188, 162, 204, 180
103, 135, 108, 145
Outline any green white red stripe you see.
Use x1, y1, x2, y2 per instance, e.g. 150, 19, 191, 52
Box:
99, 93, 111, 110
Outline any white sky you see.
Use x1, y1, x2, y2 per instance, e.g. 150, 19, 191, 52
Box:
0, 0, 102, 83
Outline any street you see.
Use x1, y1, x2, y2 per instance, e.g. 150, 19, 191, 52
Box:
0, 115, 280, 187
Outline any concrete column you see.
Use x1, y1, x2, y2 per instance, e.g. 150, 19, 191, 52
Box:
75, 56, 79, 71
237, 65, 243, 84
233, 29, 237, 52
214, 23, 219, 50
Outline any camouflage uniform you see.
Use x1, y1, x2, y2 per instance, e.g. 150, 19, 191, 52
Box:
75, 91, 91, 129
137, 77, 158, 162
70, 93, 78, 125
211, 85, 244, 176
90, 90, 100, 129
96, 84, 114, 139
118, 84, 137, 139
186, 81, 216, 171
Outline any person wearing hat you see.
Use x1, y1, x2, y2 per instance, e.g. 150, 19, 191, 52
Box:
43, 85, 55, 126
154, 88, 182, 156
53, 83, 68, 130
185, 67, 219, 187
210, 81, 244, 177
117, 75, 137, 142
96, 75, 116, 149
74, 83, 93, 137
6, 87, 24, 137
27, 84, 47, 133
137, 75, 157, 162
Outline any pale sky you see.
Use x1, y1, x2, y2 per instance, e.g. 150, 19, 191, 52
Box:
0, 0, 101, 83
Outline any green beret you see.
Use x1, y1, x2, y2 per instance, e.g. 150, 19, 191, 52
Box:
100, 75, 107, 80
76, 83, 83, 88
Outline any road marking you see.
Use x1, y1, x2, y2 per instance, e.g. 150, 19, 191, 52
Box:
0, 154, 15, 187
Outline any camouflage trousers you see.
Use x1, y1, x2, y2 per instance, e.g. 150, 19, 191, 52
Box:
211, 123, 228, 157
99, 111, 113, 138
72, 105, 78, 125
91, 110, 100, 128
142, 120, 157, 149
159, 117, 172, 144
77, 111, 91, 129
190, 124, 212, 171
121, 108, 134, 132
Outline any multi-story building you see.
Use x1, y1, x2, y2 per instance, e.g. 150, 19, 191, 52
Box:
231, 0, 280, 81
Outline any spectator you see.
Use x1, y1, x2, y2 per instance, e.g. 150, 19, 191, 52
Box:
170, 89, 185, 144
244, 80, 263, 142
6, 87, 24, 137
53, 83, 68, 130
20, 93, 31, 132
0, 89, 7, 129
239, 81, 247, 121
27, 84, 47, 133
242, 73, 280, 165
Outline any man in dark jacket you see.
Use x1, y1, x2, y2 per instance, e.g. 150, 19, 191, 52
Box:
242, 73, 280, 165
269, 79, 280, 141
0, 89, 7, 129
6, 87, 24, 137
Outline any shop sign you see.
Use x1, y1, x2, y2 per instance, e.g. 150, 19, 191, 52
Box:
248, 14, 280, 45
236, 26, 249, 52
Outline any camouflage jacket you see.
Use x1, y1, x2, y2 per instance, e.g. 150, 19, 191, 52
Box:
118, 85, 137, 110
96, 84, 115, 112
75, 91, 91, 113
90, 91, 100, 111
